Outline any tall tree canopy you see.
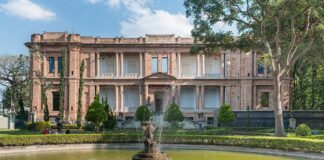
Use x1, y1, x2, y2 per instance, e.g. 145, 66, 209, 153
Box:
0, 55, 30, 115
184, 0, 323, 136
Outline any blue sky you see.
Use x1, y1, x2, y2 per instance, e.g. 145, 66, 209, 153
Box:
0, 0, 237, 55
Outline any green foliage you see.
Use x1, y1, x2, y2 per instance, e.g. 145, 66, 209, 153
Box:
26, 121, 51, 132
135, 105, 153, 122
217, 104, 235, 127
292, 57, 324, 110
1, 134, 324, 153
58, 48, 67, 122
184, 0, 324, 137
164, 103, 184, 128
102, 98, 117, 130
77, 59, 85, 128
85, 95, 107, 133
0, 55, 30, 115
41, 82, 51, 122
260, 92, 270, 107
296, 124, 311, 137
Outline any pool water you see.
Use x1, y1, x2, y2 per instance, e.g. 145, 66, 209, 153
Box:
0, 149, 300, 160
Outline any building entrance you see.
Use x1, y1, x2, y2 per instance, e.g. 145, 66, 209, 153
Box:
154, 92, 164, 113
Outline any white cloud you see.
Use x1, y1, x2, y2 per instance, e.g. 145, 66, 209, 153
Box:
121, 10, 192, 37
90, 0, 193, 37
0, 0, 56, 21
86, 0, 103, 4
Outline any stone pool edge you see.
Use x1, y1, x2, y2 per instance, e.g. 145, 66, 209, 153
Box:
0, 143, 323, 160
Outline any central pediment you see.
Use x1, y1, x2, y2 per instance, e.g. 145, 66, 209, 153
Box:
144, 72, 177, 80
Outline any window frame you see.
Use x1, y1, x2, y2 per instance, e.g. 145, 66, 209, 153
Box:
49, 57, 55, 73
151, 57, 158, 73
161, 57, 168, 73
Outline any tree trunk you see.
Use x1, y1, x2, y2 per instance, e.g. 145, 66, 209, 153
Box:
273, 75, 286, 137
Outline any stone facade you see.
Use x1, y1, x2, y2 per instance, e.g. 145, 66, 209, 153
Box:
26, 32, 291, 123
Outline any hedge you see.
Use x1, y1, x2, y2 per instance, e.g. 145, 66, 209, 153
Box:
0, 134, 324, 153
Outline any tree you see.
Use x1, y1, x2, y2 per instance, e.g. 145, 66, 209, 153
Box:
58, 48, 67, 123
292, 51, 324, 110
0, 55, 30, 118
135, 97, 153, 122
41, 82, 52, 122
217, 104, 235, 127
164, 103, 184, 128
185, 0, 324, 136
135, 105, 153, 122
77, 59, 85, 128
102, 97, 117, 130
85, 95, 107, 133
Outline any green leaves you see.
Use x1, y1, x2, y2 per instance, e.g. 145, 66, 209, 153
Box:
164, 103, 184, 128
85, 95, 107, 133
135, 105, 153, 122
217, 104, 235, 127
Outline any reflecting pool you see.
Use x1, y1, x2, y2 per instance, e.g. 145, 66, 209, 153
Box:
0, 149, 301, 160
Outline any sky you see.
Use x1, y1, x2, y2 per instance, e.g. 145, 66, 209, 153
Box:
0, 0, 238, 55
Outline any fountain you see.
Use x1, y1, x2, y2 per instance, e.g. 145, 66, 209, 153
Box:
132, 121, 170, 160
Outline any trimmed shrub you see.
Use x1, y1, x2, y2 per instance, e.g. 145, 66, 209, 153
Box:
296, 124, 311, 137
26, 121, 51, 132
217, 104, 235, 127
135, 105, 153, 122
164, 103, 184, 128
85, 95, 107, 133
0, 134, 324, 153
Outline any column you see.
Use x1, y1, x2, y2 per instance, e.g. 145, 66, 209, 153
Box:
96, 85, 100, 95
220, 86, 224, 105
115, 53, 119, 78
115, 85, 119, 112
96, 52, 100, 77
253, 85, 257, 110
158, 54, 162, 72
43, 53, 46, 77
201, 86, 205, 111
139, 52, 143, 78
176, 85, 181, 105
196, 86, 200, 111
120, 85, 124, 112
171, 85, 176, 103
144, 85, 149, 102
202, 54, 205, 76
197, 54, 200, 76
139, 85, 143, 106
221, 53, 225, 77
120, 52, 124, 77
177, 52, 181, 77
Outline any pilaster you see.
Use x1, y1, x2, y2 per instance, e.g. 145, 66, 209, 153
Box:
120, 85, 124, 112
196, 86, 200, 111
115, 85, 119, 112
139, 52, 143, 78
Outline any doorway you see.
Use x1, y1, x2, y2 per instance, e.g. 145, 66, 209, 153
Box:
154, 92, 164, 113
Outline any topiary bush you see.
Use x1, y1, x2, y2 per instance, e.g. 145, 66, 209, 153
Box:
26, 121, 51, 132
217, 104, 235, 127
295, 124, 311, 137
135, 105, 153, 122
85, 95, 107, 133
164, 103, 184, 128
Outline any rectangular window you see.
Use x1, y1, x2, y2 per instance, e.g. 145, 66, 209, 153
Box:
151, 57, 158, 73
49, 57, 55, 73
162, 57, 168, 73
58, 57, 62, 73
52, 92, 60, 111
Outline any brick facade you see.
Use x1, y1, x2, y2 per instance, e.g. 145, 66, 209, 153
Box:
26, 32, 291, 123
